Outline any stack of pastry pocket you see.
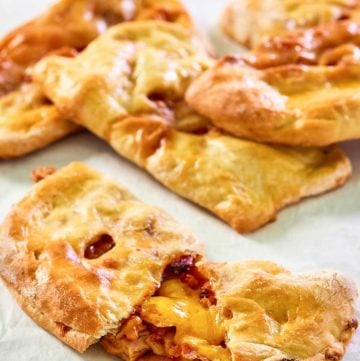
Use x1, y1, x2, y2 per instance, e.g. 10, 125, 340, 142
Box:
0, 0, 194, 158
0, 3, 358, 360
31, 15, 351, 233
0, 162, 358, 361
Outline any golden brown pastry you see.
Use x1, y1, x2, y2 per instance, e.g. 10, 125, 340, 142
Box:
0, 0, 193, 94
196, 262, 358, 361
243, 20, 360, 69
0, 0, 194, 158
135, 0, 193, 27
0, 167, 357, 360
221, 0, 359, 49
33, 21, 352, 233
33, 21, 214, 140
145, 130, 351, 233
0, 162, 202, 352
103, 261, 358, 361
0, 83, 79, 158
187, 55, 360, 147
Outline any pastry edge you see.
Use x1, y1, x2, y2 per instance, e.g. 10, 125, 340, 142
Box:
0, 120, 80, 159
1, 277, 96, 353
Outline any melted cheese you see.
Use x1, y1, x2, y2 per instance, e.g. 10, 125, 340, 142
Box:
141, 279, 231, 361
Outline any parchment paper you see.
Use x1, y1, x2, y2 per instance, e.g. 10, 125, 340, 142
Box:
0, 1, 359, 360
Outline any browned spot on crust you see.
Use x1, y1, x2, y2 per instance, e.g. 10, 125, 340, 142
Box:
222, 307, 233, 320
55, 322, 71, 337
325, 349, 342, 361
144, 217, 157, 237
221, 54, 244, 66
49, 47, 79, 58
31, 166, 57, 183
102, 258, 122, 269
344, 318, 358, 331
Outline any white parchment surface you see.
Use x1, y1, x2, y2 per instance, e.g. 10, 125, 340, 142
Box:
0, 1, 359, 360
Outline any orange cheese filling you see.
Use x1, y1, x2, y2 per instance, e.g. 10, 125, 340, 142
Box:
102, 273, 231, 361
141, 279, 231, 360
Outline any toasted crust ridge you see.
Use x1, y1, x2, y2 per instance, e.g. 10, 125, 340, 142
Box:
186, 57, 360, 147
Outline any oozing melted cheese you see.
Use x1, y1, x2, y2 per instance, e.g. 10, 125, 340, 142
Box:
140, 279, 231, 361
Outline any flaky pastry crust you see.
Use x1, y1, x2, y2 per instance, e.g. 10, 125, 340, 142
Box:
200, 261, 358, 361
0, 162, 202, 352
186, 55, 360, 147
145, 130, 351, 233
244, 20, 360, 69
221, 0, 358, 49
0, 0, 194, 158
0, 0, 194, 96
101, 260, 358, 361
33, 21, 351, 233
0, 83, 79, 159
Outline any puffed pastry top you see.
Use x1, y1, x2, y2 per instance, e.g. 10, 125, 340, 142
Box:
0, 0, 194, 158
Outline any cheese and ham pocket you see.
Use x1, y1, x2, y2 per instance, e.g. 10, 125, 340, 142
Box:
0, 162, 202, 352
102, 261, 358, 361
0, 162, 357, 361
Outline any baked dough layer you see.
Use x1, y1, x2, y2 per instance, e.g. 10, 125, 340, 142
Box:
187, 56, 360, 147
0, 0, 194, 96
145, 130, 350, 233
0, 162, 201, 352
32, 21, 213, 142
33, 21, 352, 233
244, 20, 360, 69
0, 83, 79, 158
101, 260, 358, 361
201, 261, 358, 361
0, 0, 194, 158
221, 0, 358, 49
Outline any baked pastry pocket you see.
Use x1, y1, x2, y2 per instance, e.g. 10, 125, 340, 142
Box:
102, 261, 358, 361
0, 163, 357, 361
0, 0, 195, 158
0, 162, 202, 352
186, 56, 360, 147
32, 21, 352, 233
0, 163, 357, 360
